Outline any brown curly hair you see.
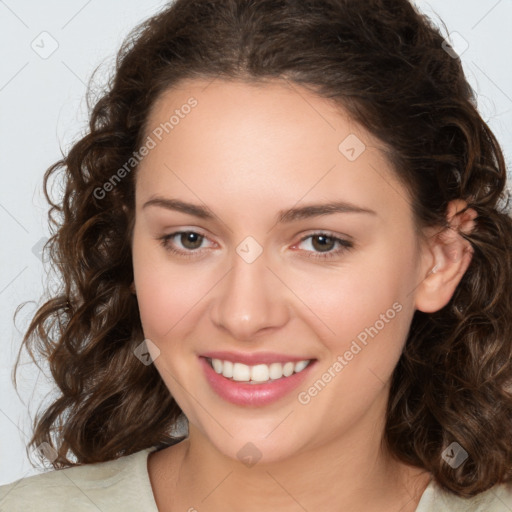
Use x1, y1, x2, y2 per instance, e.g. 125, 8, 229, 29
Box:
13, 0, 512, 498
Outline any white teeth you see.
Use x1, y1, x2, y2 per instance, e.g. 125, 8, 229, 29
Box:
232, 362, 251, 381
269, 362, 283, 380
209, 358, 312, 383
250, 364, 269, 382
223, 360, 233, 378
294, 360, 309, 373
212, 359, 223, 374
282, 362, 294, 377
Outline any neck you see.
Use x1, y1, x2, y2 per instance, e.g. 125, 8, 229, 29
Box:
151, 396, 431, 512
176, 436, 428, 512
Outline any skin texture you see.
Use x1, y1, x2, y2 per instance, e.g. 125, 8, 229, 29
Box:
130, 78, 476, 512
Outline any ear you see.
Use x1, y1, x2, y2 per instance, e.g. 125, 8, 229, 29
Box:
415, 200, 477, 313
129, 281, 136, 295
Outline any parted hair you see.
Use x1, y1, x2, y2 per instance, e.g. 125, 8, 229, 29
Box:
13, 0, 512, 497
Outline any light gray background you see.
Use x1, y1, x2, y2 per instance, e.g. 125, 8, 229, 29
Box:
1, 0, 511, 485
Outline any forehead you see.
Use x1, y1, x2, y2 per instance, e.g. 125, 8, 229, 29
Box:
144, 78, 363, 151
135, 78, 410, 222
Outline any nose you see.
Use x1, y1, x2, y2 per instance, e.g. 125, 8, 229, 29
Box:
210, 249, 290, 341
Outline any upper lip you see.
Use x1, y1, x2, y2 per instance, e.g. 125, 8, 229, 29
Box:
201, 351, 315, 366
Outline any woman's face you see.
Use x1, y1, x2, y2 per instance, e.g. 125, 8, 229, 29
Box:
131, 78, 431, 463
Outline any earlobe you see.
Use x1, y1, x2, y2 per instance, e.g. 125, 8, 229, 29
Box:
415, 200, 477, 313
130, 281, 136, 294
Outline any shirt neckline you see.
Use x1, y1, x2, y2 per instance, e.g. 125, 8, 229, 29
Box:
413, 475, 436, 511
136, 446, 162, 511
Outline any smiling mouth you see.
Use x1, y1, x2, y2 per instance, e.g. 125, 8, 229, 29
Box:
205, 357, 315, 384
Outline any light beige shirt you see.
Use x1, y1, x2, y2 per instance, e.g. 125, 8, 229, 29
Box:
1, 446, 511, 511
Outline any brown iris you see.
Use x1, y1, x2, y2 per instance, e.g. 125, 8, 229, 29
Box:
310, 234, 335, 252
180, 232, 203, 249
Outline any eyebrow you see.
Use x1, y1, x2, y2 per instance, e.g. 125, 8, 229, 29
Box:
142, 196, 377, 222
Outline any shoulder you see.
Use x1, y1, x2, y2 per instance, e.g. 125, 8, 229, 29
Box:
0, 447, 159, 512
416, 479, 512, 512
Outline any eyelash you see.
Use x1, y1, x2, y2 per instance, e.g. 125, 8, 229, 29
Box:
157, 231, 354, 260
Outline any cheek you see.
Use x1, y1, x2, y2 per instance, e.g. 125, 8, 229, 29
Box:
291, 243, 416, 371
132, 235, 224, 341
292, 263, 414, 430
132, 235, 184, 338
134, 262, 206, 340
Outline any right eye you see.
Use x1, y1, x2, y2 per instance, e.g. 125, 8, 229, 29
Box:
158, 230, 215, 257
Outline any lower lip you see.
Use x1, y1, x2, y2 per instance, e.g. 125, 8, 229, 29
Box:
199, 357, 316, 407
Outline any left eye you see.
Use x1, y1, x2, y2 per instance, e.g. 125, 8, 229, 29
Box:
298, 234, 338, 252
294, 233, 353, 258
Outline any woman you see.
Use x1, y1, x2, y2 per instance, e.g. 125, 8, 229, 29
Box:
1, 0, 511, 510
